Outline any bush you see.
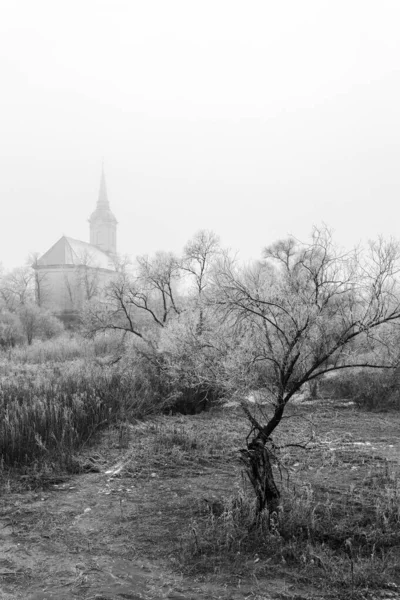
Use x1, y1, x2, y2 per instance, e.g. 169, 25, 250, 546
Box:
0, 310, 24, 348
39, 311, 64, 340
321, 368, 400, 410
167, 385, 223, 415
18, 303, 64, 345
157, 313, 226, 414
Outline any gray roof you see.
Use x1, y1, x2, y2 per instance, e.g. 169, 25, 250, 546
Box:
37, 236, 116, 270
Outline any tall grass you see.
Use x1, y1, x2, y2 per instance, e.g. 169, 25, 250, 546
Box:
0, 333, 167, 471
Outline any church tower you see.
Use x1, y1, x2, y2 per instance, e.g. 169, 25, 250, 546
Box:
89, 166, 117, 255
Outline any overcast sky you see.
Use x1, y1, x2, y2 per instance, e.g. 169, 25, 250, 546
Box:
1, 0, 400, 270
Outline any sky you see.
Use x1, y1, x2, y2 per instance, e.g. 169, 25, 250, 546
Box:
1, 0, 400, 270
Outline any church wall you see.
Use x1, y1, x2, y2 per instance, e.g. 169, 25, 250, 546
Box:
35, 267, 81, 311
35, 265, 116, 313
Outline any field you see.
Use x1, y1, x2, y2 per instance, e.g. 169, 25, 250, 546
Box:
1, 380, 400, 600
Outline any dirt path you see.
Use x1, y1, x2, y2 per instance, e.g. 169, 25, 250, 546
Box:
0, 454, 317, 600
0, 471, 159, 600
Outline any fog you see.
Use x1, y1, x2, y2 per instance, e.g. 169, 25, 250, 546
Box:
1, 0, 400, 269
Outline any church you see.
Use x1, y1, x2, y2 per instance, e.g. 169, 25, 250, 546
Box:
34, 168, 118, 315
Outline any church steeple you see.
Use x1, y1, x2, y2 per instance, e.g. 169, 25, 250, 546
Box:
89, 166, 117, 255
97, 163, 110, 208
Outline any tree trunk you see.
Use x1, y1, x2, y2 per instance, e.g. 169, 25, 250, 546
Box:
241, 440, 281, 524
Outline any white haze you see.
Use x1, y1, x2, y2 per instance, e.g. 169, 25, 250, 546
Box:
1, 0, 400, 269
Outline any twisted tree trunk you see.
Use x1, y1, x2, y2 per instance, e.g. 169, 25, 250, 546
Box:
240, 439, 281, 523
240, 402, 283, 525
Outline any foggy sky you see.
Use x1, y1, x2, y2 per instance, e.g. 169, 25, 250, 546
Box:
1, 0, 400, 270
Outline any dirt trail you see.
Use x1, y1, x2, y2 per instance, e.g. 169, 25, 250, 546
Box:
0, 456, 316, 600
0, 471, 160, 599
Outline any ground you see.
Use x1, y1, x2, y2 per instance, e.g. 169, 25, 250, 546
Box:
1, 399, 400, 600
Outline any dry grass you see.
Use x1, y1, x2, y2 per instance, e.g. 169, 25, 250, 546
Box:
0, 336, 164, 472
138, 406, 400, 597
4, 331, 124, 364
88, 405, 400, 595
179, 470, 400, 592
1, 403, 400, 598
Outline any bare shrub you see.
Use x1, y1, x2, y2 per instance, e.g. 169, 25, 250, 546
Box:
323, 369, 400, 410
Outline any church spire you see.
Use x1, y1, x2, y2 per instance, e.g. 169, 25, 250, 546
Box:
89, 164, 117, 255
97, 162, 109, 208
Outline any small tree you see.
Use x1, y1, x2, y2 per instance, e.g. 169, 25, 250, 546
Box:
0, 266, 34, 310
181, 230, 221, 334
18, 303, 63, 345
29, 252, 50, 307
213, 227, 400, 520
84, 251, 181, 344
77, 249, 102, 302
0, 310, 24, 348
182, 230, 220, 297
136, 251, 182, 325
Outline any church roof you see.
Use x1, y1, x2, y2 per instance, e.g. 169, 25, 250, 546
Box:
36, 236, 116, 270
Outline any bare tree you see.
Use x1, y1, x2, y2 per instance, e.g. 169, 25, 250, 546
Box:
29, 252, 49, 307
84, 251, 181, 342
213, 226, 400, 520
136, 251, 181, 325
60, 249, 105, 310
63, 269, 77, 309
182, 230, 220, 295
0, 266, 34, 310
75, 249, 103, 303
182, 230, 220, 334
